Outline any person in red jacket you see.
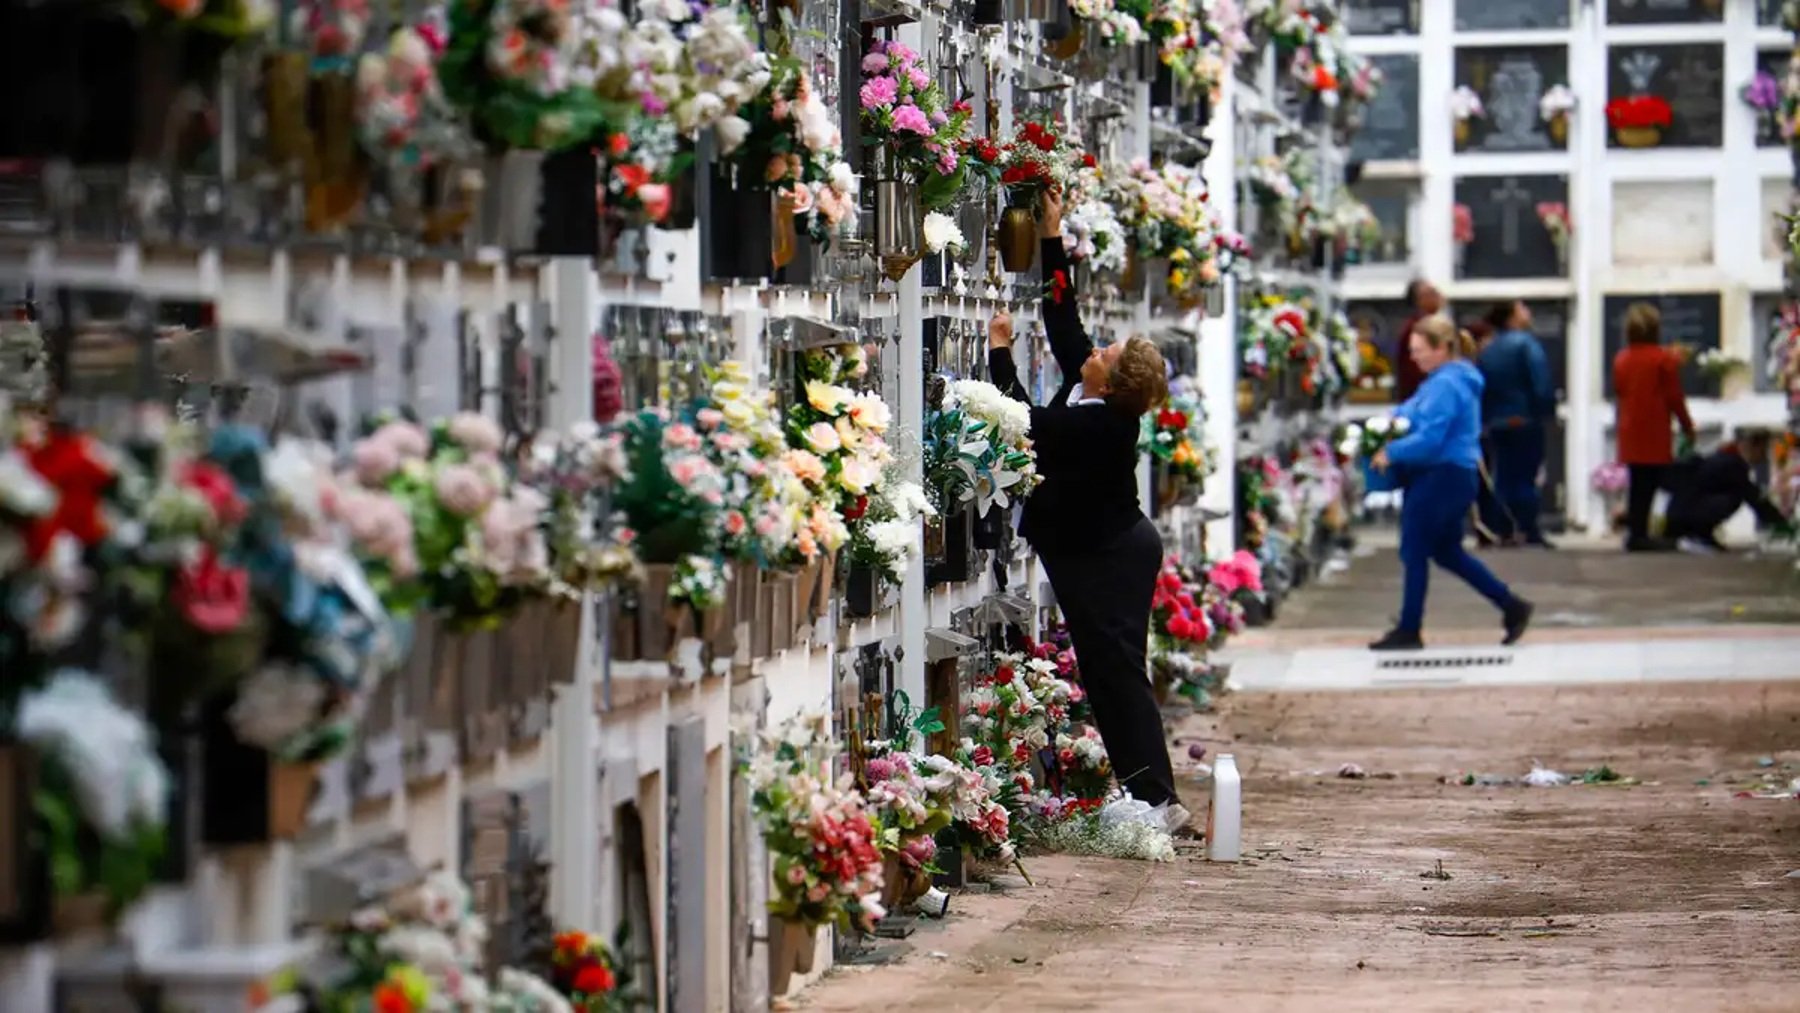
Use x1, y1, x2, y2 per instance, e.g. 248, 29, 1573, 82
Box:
1395, 278, 1443, 401
1612, 302, 1696, 551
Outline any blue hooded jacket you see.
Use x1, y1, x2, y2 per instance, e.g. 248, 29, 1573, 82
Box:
1478, 328, 1554, 427
1385, 359, 1485, 472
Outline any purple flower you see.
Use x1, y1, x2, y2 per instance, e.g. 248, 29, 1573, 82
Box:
930, 108, 948, 126
862, 51, 890, 74
860, 75, 899, 111
891, 102, 932, 135
1744, 70, 1781, 112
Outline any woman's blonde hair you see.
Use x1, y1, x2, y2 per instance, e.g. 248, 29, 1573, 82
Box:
1108, 337, 1169, 416
1411, 314, 1477, 359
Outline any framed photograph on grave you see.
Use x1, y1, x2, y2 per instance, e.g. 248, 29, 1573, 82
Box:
1751, 49, 1790, 148
1605, 0, 1722, 24
1453, 174, 1569, 280
1345, 0, 1416, 34
1602, 293, 1723, 399
1349, 54, 1419, 162
1607, 44, 1724, 149
1454, 46, 1570, 153
1751, 294, 1792, 395
1454, 0, 1570, 31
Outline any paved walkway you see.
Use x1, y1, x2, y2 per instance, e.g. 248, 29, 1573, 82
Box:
796, 543, 1800, 1012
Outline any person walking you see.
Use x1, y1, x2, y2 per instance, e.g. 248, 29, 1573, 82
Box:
985, 186, 1186, 831
1394, 278, 1443, 402
1477, 300, 1556, 547
1612, 302, 1696, 551
1369, 316, 1535, 651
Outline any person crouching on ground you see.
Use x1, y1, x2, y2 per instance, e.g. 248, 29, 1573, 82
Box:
1663, 431, 1792, 552
984, 185, 1187, 833
1370, 316, 1535, 651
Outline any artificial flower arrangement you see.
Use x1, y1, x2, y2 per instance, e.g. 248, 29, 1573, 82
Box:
547, 926, 645, 1012
1450, 84, 1485, 147
254, 868, 568, 1011
1237, 294, 1311, 383
1606, 94, 1673, 147
630, 1, 770, 138
1695, 348, 1750, 381
746, 713, 887, 934
611, 405, 730, 609
355, 24, 477, 172
1141, 376, 1212, 484
842, 465, 935, 587
14, 670, 171, 923
859, 39, 976, 211
438, 0, 611, 150
1071, 0, 1150, 46
1107, 160, 1241, 302
524, 423, 638, 592
784, 344, 895, 549
922, 378, 1039, 520
1336, 414, 1413, 461
727, 51, 857, 246
1537, 201, 1572, 264
961, 650, 1085, 779
998, 119, 1090, 213
1063, 191, 1129, 274
1317, 192, 1381, 263
1143, 2, 1229, 99
1151, 557, 1214, 653
1540, 83, 1576, 143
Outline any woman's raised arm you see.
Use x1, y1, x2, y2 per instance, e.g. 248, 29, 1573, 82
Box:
1038, 188, 1093, 382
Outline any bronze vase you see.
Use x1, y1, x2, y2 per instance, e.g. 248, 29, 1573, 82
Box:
997, 206, 1037, 272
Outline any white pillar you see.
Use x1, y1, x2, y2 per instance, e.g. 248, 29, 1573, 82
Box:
1202, 69, 1239, 552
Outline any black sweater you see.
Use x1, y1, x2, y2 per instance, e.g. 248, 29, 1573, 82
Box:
988, 238, 1145, 556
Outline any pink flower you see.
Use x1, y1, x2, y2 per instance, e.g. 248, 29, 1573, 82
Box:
724, 512, 747, 536
663, 423, 702, 451
930, 108, 947, 126
907, 67, 929, 91
891, 103, 932, 135
353, 437, 402, 484
865, 756, 896, 781
637, 183, 671, 223
434, 463, 495, 516
861, 52, 889, 74
175, 548, 249, 634
886, 42, 916, 63
782, 183, 815, 215
696, 408, 725, 430
786, 864, 807, 885
815, 186, 850, 225
372, 420, 430, 459
860, 75, 899, 111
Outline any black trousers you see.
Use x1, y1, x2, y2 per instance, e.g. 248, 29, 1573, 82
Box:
1666, 493, 1740, 542
1039, 517, 1177, 807
1626, 464, 1667, 543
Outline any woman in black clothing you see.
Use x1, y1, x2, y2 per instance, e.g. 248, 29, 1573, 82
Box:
985, 188, 1186, 830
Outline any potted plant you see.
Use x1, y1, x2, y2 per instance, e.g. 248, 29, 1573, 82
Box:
995, 120, 1084, 272
1606, 94, 1673, 148
1741, 70, 1783, 146
1451, 84, 1485, 150
1539, 83, 1576, 146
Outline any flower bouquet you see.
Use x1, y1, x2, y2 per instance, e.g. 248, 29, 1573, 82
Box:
1069, 0, 1148, 48
724, 53, 855, 268
995, 119, 1088, 271
1540, 83, 1576, 144
1695, 348, 1749, 382
1606, 94, 1672, 148
861, 749, 953, 903
1052, 726, 1112, 801
1451, 84, 1484, 148
1142, 379, 1211, 507
924, 379, 1038, 528
1338, 415, 1411, 493
1537, 201, 1571, 269
354, 25, 480, 237
747, 714, 885, 990
547, 926, 644, 1012
842, 473, 934, 611
859, 39, 974, 209
1063, 193, 1128, 275
438, 0, 609, 151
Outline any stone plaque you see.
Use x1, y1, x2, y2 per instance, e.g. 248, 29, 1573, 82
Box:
1606, 0, 1722, 24
1612, 180, 1713, 268
1603, 293, 1722, 398
1455, 174, 1568, 279
1454, 0, 1570, 29
1349, 54, 1420, 162
1346, 0, 1416, 34
1455, 46, 1569, 153
1607, 43, 1724, 149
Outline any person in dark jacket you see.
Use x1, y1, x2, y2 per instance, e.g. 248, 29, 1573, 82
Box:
1394, 278, 1443, 401
1612, 302, 1696, 551
986, 186, 1185, 830
1663, 433, 1790, 551
1477, 300, 1556, 547
1370, 316, 1534, 651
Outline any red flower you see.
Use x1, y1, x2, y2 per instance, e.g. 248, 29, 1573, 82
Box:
372, 983, 412, 1013
613, 162, 651, 197
1081, 152, 1097, 168
972, 745, 994, 766
22, 430, 112, 562
608, 132, 631, 158
174, 547, 250, 634
573, 963, 615, 995
182, 460, 247, 527
1000, 165, 1026, 184
1605, 95, 1673, 130
952, 99, 972, 115
842, 495, 870, 521
1048, 269, 1069, 305
553, 931, 589, 962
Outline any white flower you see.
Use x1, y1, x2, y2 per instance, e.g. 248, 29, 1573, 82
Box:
846, 393, 891, 433
17, 670, 169, 840
947, 379, 1032, 445
829, 162, 857, 196
715, 114, 750, 155
0, 448, 56, 517
1450, 85, 1485, 121
1539, 84, 1576, 121
805, 380, 853, 415
839, 455, 882, 496
1392, 415, 1412, 434
1366, 416, 1391, 435
922, 211, 965, 255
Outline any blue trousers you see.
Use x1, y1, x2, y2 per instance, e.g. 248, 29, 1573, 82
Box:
1487, 422, 1546, 542
1399, 464, 1516, 632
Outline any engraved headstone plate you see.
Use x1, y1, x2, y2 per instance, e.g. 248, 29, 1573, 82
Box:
1455, 174, 1568, 279
1455, 46, 1569, 153
1345, 0, 1416, 34
1603, 292, 1723, 398
1454, 0, 1570, 29
1350, 55, 1419, 162
1606, 0, 1722, 24
1607, 43, 1724, 148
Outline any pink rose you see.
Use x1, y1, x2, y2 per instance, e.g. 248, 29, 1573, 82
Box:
352, 437, 402, 485
890, 103, 932, 136
446, 412, 503, 455
696, 408, 725, 431
783, 183, 815, 215
907, 67, 929, 91
434, 463, 495, 516
861, 52, 889, 74
175, 548, 249, 634
637, 183, 671, 223
372, 420, 430, 459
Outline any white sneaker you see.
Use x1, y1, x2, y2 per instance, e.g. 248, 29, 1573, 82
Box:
1162, 802, 1193, 834
1677, 537, 1718, 555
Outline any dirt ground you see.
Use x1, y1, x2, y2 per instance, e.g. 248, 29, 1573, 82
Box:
797, 681, 1800, 1012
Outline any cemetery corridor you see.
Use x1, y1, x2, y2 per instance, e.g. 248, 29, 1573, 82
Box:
796, 547, 1800, 1012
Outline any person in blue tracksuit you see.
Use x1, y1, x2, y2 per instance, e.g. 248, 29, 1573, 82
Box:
1477, 300, 1557, 547
1370, 315, 1535, 651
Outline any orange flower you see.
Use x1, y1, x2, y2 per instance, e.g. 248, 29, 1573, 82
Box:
1312, 64, 1337, 93
373, 983, 413, 1013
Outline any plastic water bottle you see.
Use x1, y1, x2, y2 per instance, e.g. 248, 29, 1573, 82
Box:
1207, 754, 1241, 862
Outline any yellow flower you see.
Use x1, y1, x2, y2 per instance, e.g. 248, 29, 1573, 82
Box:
805, 380, 852, 415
